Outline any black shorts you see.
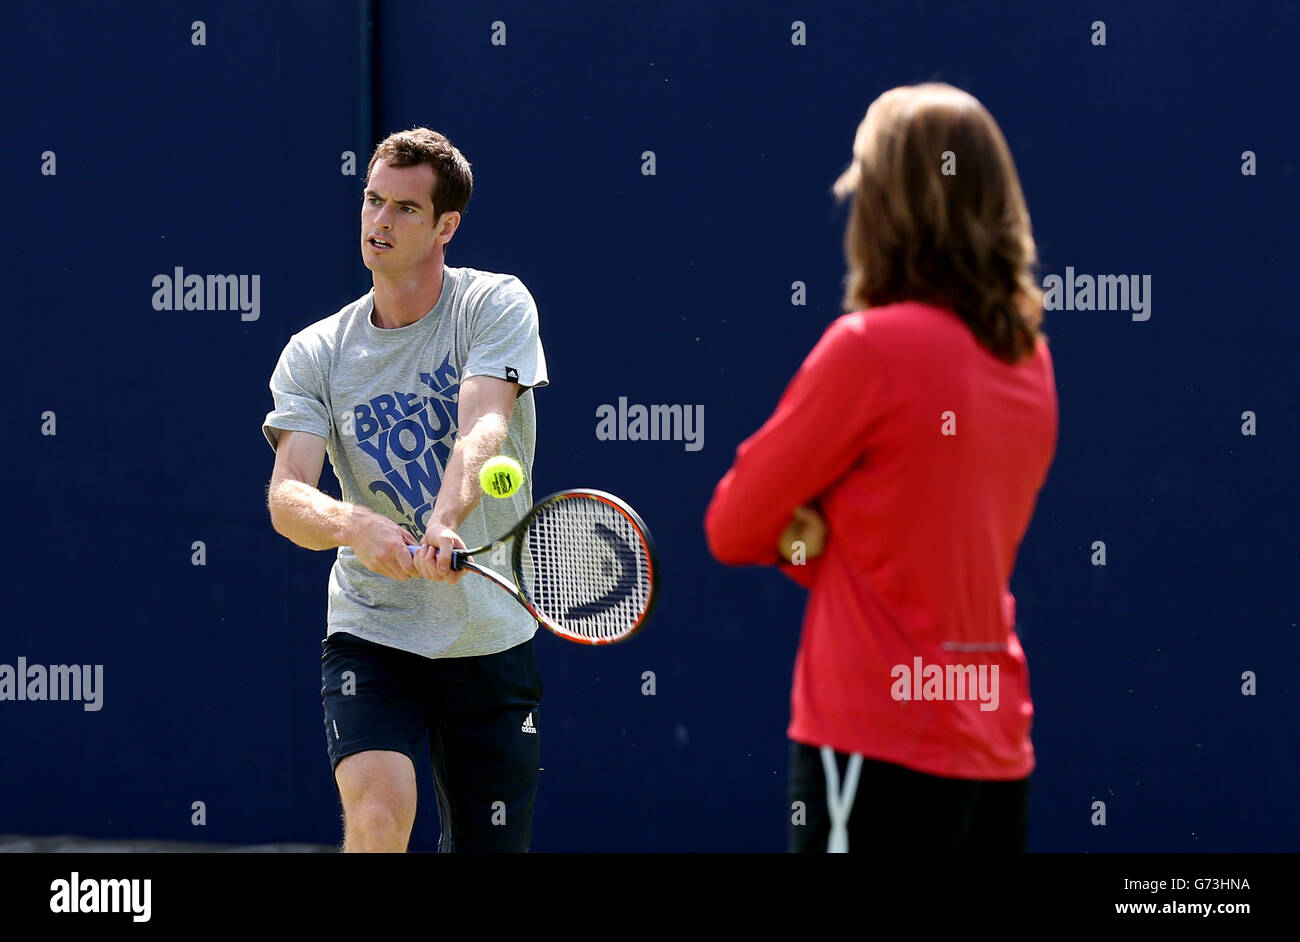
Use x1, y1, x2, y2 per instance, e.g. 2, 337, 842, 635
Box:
321, 631, 543, 853
787, 740, 1030, 853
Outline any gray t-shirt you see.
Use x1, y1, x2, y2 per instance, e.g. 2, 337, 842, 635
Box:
262, 266, 548, 658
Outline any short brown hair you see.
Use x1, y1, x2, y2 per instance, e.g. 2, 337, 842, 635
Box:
833, 83, 1045, 363
366, 127, 473, 219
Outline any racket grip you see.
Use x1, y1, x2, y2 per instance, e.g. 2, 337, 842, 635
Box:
406, 545, 468, 571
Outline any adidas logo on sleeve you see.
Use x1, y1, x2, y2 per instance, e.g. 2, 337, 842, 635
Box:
521, 712, 537, 734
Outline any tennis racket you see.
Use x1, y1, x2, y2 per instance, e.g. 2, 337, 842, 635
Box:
410, 488, 659, 644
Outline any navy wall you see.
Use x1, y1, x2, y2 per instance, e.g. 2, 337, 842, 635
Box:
1, 0, 1295, 851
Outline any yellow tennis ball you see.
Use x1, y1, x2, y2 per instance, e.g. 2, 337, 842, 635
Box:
480, 455, 524, 498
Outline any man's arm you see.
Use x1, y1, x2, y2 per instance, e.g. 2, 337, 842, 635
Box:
267, 429, 419, 581
409, 375, 519, 585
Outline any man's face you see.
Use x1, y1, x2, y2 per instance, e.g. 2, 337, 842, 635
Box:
360, 159, 454, 274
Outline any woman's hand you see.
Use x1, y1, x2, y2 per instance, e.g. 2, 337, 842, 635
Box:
779, 505, 827, 562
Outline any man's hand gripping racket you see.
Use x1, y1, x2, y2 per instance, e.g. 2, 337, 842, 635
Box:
411, 488, 659, 645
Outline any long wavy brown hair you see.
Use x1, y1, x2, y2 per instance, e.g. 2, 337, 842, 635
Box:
833, 83, 1045, 363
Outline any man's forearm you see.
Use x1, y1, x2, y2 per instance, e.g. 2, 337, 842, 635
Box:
429, 414, 510, 531
268, 479, 359, 551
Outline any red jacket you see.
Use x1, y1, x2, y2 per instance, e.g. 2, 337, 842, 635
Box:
705, 301, 1058, 780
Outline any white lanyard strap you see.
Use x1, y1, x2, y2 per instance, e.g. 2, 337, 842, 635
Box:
820, 746, 864, 853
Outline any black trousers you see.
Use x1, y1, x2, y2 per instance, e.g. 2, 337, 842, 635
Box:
788, 741, 1030, 852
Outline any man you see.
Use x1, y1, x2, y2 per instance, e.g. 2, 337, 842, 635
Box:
262, 128, 548, 852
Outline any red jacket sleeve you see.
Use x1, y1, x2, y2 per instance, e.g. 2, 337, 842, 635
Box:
704, 314, 885, 570
778, 557, 823, 588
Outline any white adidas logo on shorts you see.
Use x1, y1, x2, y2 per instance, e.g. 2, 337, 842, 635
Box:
521, 713, 537, 734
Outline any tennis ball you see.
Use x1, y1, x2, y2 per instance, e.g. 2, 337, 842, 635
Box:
480, 455, 524, 499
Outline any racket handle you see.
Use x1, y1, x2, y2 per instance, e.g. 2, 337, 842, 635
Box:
406, 545, 468, 571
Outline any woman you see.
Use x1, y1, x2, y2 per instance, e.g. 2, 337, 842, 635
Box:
705, 83, 1058, 853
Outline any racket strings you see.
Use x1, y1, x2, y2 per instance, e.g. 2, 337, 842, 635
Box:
521, 497, 653, 642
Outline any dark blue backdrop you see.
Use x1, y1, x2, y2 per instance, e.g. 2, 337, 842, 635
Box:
1, 0, 1295, 852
